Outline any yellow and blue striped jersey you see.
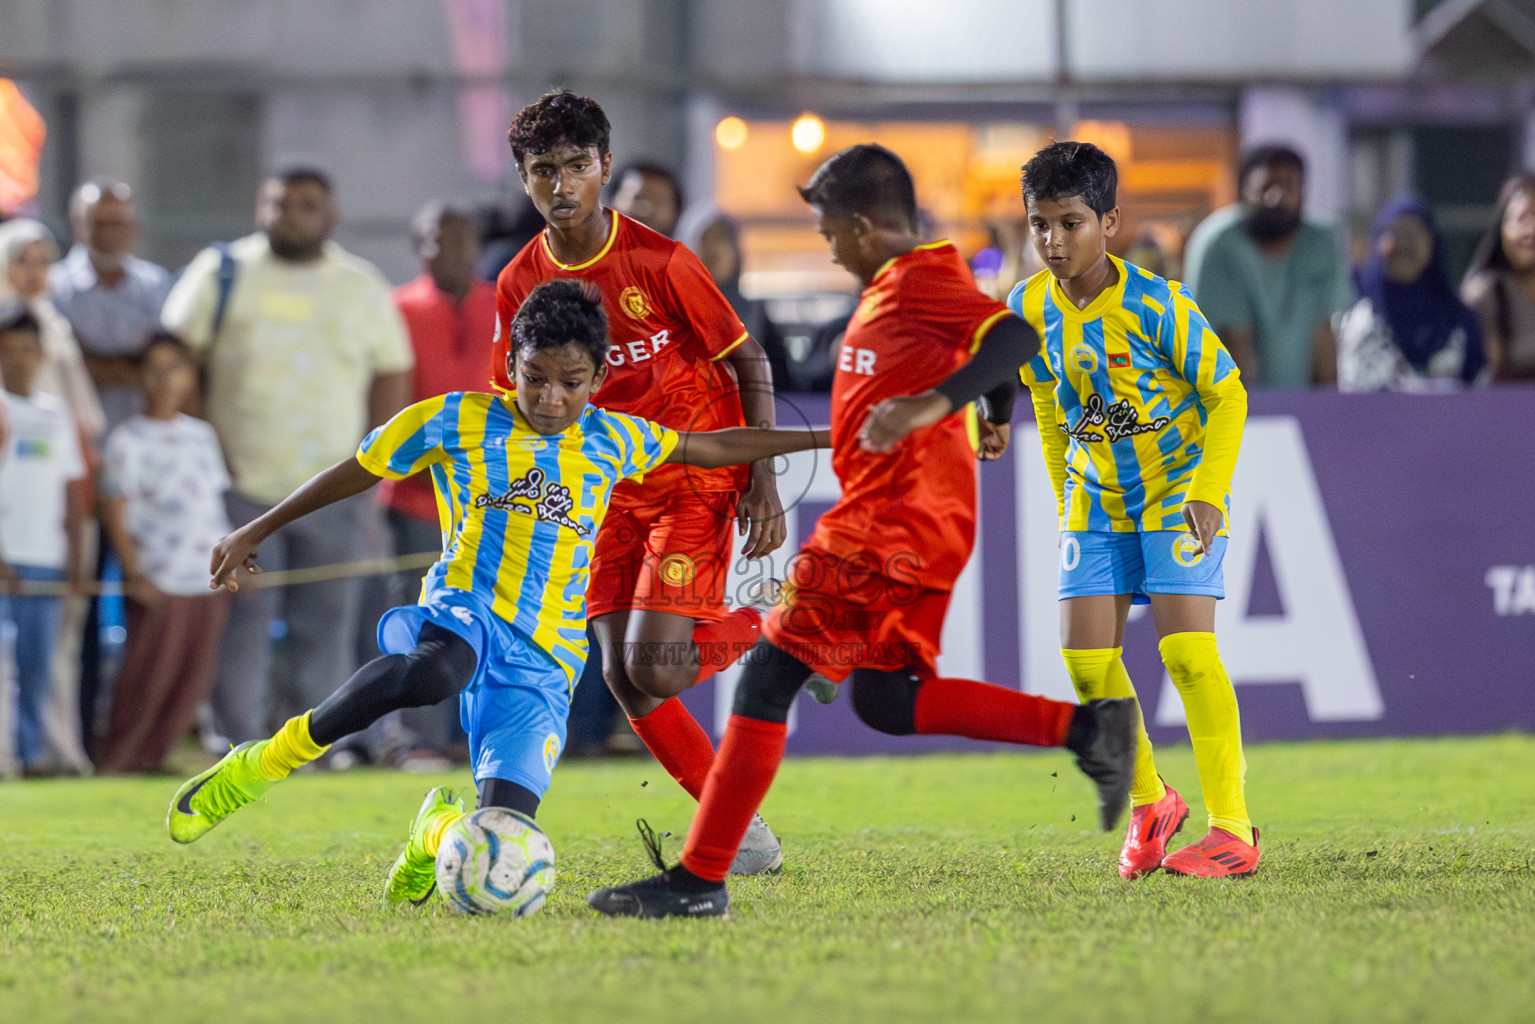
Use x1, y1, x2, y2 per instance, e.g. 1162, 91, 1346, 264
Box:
357, 392, 678, 686
1009, 255, 1247, 534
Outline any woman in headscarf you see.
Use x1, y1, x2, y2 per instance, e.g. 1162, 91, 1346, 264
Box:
1461, 172, 1535, 380
0, 218, 106, 437
1337, 196, 1486, 392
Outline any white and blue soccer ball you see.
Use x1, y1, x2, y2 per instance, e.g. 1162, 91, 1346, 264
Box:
435, 807, 556, 916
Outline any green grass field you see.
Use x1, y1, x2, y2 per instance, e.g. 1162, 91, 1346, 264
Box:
3, 735, 1533, 1024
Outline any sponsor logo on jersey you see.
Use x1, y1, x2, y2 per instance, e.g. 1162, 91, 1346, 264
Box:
1059, 392, 1171, 444
475, 467, 589, 535
620, 286, 652, 320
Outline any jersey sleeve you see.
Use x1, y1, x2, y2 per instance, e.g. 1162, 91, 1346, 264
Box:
98, 428, 131, 500
607, 412, 680, 482
490, 264, 527, 392
1158, 287, 1246, 508
356, 396, 452, 480
661, 245, 749, 361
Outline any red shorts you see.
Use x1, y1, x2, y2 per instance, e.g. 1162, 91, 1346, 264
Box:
762, 545, 952, 683
587, 490, 737, 622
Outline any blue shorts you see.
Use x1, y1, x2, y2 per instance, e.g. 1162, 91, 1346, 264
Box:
1058, 530, 1227, 604
378, 586, 569, 798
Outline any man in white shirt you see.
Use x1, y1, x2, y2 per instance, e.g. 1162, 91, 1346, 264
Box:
161, 166, 413, 744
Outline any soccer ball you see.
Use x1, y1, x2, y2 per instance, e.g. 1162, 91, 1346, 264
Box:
435, 807, 556, 916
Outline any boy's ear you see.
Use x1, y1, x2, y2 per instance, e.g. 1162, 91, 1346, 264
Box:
600, 151, 612, 186
589, 359, 609, 393
1102, 206, 1121, 240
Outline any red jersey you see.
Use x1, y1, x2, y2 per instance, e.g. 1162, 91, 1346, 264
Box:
810, 241, 1013, 590
494, 210, 750, 500
382, 275, 498, 523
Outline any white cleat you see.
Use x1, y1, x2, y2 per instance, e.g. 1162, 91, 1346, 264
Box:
730, 814, 784, 875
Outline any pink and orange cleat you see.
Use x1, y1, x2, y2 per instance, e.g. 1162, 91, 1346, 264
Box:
1161, 825, 1261, 878
1119, 784, 1190, 879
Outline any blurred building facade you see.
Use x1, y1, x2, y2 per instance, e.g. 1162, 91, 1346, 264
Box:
1, 0, 1532, 284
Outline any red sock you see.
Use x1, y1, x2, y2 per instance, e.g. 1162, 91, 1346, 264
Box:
629, 697, 716, 800
691, 607, 761, 684
680, 714, 788, 882
914, 677, 1075, 747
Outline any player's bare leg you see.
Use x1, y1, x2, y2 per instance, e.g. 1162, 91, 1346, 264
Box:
592, 610, 783, 875
1149, 593, 1258, 877
1061, 594, 1186, 877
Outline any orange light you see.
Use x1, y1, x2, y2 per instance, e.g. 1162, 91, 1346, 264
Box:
0, 79, 47, 215
791, 114, 826, 155
715, 116, 748, 150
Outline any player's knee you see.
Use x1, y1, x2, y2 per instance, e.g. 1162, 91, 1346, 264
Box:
849, 668, 922, 735
624, 658, 693, 701
732, 639, 810, 723
400, 625, 478, 706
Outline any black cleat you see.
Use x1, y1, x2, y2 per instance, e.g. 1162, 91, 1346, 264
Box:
587, 868, 730, 919
1067, 697, 1137, 832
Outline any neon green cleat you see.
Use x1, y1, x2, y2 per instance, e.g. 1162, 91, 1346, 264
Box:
385, 786, 465, 906
167, 741, 275, 844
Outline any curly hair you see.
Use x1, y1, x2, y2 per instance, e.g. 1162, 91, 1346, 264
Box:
1020, 141, 1118, 217
510, 278, 610, 370
507, 91, 612, 174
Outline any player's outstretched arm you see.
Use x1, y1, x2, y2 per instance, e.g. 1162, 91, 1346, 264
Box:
860, 315, 1040, 453
665, 426, 830, 470
209, 457, 383, 592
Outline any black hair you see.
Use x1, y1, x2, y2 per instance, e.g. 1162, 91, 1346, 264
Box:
1238, 145, 1305, 188
0, 306, 42, 340
134, 330, 196, 369
510, 278, 609, 371
271, 163, 335, 195
797, 144, 917, 230
608, 161, 684, 213
1463, 171, 1535, 342
1020, 141, 1118, 217
507, 91, 612, 173
409, 200, 476, 253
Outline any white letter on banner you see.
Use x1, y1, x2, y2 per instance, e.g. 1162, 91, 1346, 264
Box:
1154, 417, 1383, 724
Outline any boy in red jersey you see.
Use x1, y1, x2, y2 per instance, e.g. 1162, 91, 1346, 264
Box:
491, 92, 788, 873
588, 144, 1139, 918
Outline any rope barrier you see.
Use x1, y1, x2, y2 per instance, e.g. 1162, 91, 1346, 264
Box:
4, 551, 441, 598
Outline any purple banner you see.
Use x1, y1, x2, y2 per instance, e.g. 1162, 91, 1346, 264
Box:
680, 387, 1535, 753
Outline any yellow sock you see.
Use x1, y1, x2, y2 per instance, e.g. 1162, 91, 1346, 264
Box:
423, 808, 466, 858
1158, 632, 1252, 844
1062, 648, 1165, 807
1103, 654, 1166, 807
256, 711, 330, 782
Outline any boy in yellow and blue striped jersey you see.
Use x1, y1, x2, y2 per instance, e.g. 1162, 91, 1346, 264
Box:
166, 279, 825, 905
1009, 142, 1258, 879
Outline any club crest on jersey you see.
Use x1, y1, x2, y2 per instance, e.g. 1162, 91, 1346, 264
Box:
1059, 392, 1171, 444
474, 467, 589, 535
658, 553, 697, 587
619, 286, 652, 320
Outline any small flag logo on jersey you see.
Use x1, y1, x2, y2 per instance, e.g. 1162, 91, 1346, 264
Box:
1108, 353, 1131, 368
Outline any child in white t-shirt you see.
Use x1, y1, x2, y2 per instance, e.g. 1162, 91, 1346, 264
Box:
0, 308, 88, 775
95, 333, 232, 773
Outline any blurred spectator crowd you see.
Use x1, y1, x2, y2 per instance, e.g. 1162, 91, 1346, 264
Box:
1, 145, 1533, 778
